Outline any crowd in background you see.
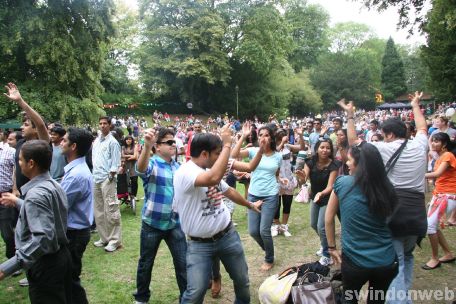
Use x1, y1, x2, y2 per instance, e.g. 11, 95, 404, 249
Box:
0, 83, 455, 304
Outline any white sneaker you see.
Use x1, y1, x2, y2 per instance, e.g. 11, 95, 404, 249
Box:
19, 278, 29, 287
104, 241, 121, 252
93, 239, 106, 247
135, 301, 148, 304
281, 224, 292, 237
319, 256, 333, 266
271, 224, 279, 237
316, 247, 323, 257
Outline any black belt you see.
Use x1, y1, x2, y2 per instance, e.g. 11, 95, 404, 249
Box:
188, 222, 233, 242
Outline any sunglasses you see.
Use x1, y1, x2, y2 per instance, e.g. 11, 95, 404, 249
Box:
157, 140, 176, 146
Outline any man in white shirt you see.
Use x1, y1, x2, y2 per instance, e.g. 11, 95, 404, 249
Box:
173, 125, 262, 304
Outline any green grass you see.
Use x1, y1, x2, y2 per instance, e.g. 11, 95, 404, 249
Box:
1, 182, 455, 303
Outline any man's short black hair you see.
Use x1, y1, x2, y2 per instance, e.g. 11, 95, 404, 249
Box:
190, 133, 222, 157
20, 140, 52, 172
99, 116, 112, 125
380, 118, 407, 138
50, 125, 66, 137
67, 127, 94, 157
157, 127, 175, 143
370, 119, 379, 126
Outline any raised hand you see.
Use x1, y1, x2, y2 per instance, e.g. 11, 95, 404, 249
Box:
337, 98, 355, 116
408, 91, 423, 107
241, 121, 251, 137
220, 124, 232, 146
4, 82, 23, 103
295, 127, 303, 137
143, 128, 157, 146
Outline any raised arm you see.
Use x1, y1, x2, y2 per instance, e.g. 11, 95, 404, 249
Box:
4, 83, 50, 142
230, 122, 251, 159
409, 91, 427, 135
337, 98, 360, 146
194, 125, 233, 187
231, 134, 269, 172
137, 129, 157, 173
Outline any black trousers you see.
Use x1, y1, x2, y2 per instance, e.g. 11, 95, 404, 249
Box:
342, 254, 398, 304
0, 205, 19, 259
27, 245, 72, 304
67, 228, 91, 304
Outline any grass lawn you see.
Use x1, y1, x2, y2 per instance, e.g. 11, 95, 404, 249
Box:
1, 181, 455, 304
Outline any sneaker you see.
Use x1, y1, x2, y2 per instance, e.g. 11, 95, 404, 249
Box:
19, 278, 29, 287
93, 239, 106, 247
12, 270, 23, 277
319, 256, 333, 267
104, 241, 121, 252
271, 224, 279, 237
316, 247, 323, 257
233, 222, 238, 227
135, 302, 148, 304
281, 224, 292, 237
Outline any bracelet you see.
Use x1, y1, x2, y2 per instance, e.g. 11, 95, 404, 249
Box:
328, 245, 337, 250
247, 202, 253, 209
223, 144, 231, 149
347, 117, 354, 120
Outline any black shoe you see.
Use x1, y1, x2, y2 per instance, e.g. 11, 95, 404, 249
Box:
421, 262, 441, 270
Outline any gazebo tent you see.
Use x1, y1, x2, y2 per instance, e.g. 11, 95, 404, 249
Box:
376, 102, 412, 109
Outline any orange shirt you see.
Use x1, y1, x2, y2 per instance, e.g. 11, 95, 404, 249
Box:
434, 152, 456, 194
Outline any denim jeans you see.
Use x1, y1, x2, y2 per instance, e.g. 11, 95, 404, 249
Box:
247, 194, 279, 264
134, 222, 187, 303
310, 201, 329, 258
386, 236, 418, 304
181, 228, 250, 304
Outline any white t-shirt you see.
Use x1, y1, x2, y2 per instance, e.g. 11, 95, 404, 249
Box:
173, 160, 231, 238
174, 137, 185, 163
371, 132, 428, 193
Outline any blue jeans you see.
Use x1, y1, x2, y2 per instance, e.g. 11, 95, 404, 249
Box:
181, 228, 250, 304
247, 194, 279, 264
134, 222, 187, 302
386, 236, 418, 304
310, 201, 329, 258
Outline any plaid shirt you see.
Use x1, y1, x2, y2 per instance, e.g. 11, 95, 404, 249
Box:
0, 143, 15, 192
136, 155, 180, 230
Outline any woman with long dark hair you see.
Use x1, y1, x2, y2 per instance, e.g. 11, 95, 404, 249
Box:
122, 135, 139, 201
335, 129, 349, 175
325, 142, 398, 304
231, 125, 282, 271
423, 132, 456, 270
296, 138, 339, 266
271, 127, 305, 237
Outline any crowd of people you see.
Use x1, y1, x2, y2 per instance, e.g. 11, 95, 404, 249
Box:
0, 82, 455, 304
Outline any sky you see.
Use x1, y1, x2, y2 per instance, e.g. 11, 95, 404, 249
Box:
123, 0, 428, 45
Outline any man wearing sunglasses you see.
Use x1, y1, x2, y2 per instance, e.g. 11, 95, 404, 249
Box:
133, 127, 187, 304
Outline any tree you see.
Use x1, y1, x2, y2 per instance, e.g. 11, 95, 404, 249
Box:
329, 22, 375, 53
356, 0, 428, 33
284, 1, 330, 71
421, 0, 456, 101
381, 37, 407, 101
0, 0, 115, 124
398, 45, 430, 92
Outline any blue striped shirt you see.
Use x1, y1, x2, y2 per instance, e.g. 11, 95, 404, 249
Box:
92, 133, 121, 183
136, 155, 180, 230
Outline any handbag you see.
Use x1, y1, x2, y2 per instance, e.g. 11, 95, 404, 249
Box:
259, 267, 298, 304
295, 184, 310, 204
291, 272, 336, 304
